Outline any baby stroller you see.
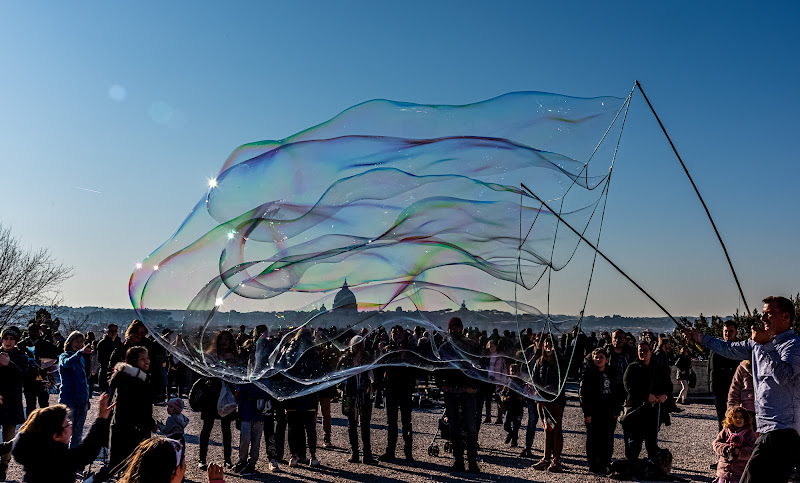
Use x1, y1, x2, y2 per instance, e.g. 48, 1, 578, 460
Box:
427, 408, 467, 457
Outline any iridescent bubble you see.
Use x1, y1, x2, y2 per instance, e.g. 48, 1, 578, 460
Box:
130, 91, 627, 400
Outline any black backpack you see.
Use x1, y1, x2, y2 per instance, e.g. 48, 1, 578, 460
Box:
189, 377, 214, 412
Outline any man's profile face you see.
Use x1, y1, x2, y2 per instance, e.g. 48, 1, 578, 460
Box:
762, 302, 789, 336
723, 326, 737, 342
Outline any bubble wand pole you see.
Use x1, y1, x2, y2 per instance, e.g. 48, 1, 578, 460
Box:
634, 80, 750, 314
519, 182, 686, 330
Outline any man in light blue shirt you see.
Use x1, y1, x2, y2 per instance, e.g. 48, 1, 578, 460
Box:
684, 295, 800, 483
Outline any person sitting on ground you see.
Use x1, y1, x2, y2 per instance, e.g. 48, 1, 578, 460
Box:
157, 398, 189, 441
12, 393, 114, 483
118, 436, 226, 483
712, 406, 756, 483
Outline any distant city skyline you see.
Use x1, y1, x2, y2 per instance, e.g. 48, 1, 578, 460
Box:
1, 2, 797, 317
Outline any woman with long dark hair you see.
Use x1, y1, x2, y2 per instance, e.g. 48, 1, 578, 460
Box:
532, 334, 567, 473
108, 346, 155, 473
198, 330, 240, 470
13, 393, 113, 482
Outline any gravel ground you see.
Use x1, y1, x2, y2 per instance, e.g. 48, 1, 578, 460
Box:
5, 386, 718, 482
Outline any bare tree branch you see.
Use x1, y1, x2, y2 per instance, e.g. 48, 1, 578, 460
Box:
0, 224, 73, 328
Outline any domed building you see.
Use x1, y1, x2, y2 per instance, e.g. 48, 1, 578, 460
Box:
332, 280, 358, 313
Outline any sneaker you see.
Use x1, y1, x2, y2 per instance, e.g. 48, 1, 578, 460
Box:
505, 433, 513, 444
310, 458, 321, 467
289, 456, 300, 467
268, 459, 280, 472
520, 448, 533, 458
532, 458, 550, 470
547, 460, 563, 473
378, 452, 396, 462
233, 461, 248, 473
240, 464, 257, 475
224, 461, 235, 470
321, 440, 333, 449
198, 462, 208, 470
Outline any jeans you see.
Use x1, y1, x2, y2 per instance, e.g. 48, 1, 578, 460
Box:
319, 397, 332, 443
443, 391, 478, 465
267, 401, 287, 460
586, 415, 615, 471
199, 414, 234, 464
1, 424, 15, 466
24, 382, 49, 418
347, 398, 373, 458
67, 401, 88, 448
385, 390, 413, 456
525, 399, 539, 450
287, 411, 317, 460
238, 421, 264, 465
622, 406, 660, 461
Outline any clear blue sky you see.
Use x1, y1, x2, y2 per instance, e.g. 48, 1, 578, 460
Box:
1, 1, 797, 317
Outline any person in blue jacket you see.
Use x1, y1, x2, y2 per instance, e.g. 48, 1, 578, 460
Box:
58, 330, 91, 447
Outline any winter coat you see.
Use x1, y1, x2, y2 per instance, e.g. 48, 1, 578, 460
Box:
12, 417, 110, 483
727, 361, 755, 414
713, 427, 756, 482
623, 359, 672, 409
0, 347, 28, 425
532, 352, 567, 405
109, 363, 154, 433
579, 365, 616, 419
17, 337, 58, 385
236, 383, 271, 422
58, 350, 90, 407
158, 413, 190, 440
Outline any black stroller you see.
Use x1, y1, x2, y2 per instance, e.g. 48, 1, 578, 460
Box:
427, 408, 467, 457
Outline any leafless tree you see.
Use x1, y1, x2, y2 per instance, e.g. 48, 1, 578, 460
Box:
0, 224, 73, 328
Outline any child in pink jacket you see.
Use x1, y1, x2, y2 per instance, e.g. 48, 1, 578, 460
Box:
712, 406, 756, 483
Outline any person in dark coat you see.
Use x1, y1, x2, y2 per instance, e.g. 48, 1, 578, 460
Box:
339, 335, 377, 465
107, 346, 155, 474
532, 334, 568, 473
621, 341, 672, 461
0, 325, 28, 480
17, 322, 58, 417
379, 325, 417, 462
96, 323, 122, 393
709, 321, 740, 430
580, 347, 617, 475
12, 392, 114, 483
435, 317, 480, 474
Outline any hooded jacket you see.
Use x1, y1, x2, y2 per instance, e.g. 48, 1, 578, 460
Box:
0, 346, 28, 425
12, 417, 110, 483
109, 362, 154, 433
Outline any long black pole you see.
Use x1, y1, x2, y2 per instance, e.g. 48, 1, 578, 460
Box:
519, 182, 685, 329
635, 80, 750, 314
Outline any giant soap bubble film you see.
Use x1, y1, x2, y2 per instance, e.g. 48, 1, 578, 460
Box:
129, 91, 630, 400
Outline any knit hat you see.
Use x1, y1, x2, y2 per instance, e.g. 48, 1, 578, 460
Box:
1, 326, 21, 342
167, 398, 184, 412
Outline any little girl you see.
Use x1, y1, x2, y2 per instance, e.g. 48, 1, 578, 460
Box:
712, 406, 756, 483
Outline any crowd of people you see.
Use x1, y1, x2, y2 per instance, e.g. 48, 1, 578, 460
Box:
0, 294, 795, 482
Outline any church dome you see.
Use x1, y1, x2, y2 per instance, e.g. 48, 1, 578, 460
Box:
333, 280, 358, 312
